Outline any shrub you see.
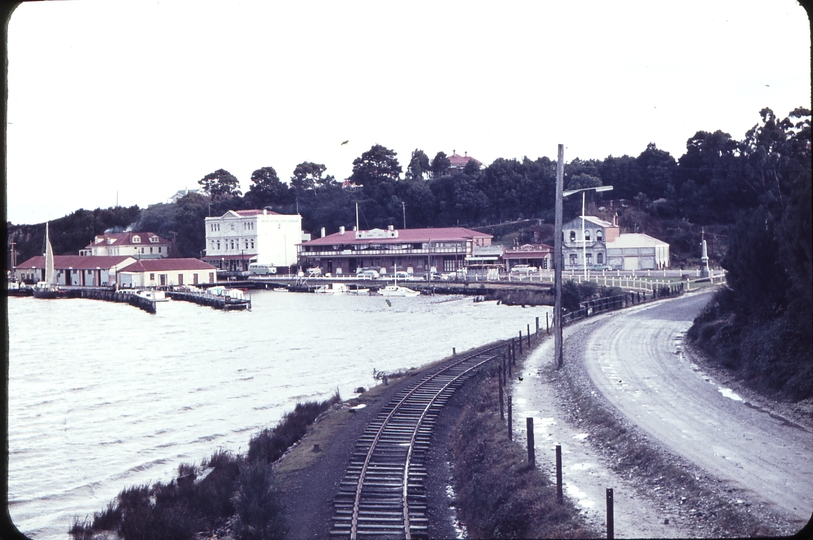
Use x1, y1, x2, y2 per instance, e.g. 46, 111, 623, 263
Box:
192, 449, 242, 521
232, 461, 288, 540
248, 395, 340, 464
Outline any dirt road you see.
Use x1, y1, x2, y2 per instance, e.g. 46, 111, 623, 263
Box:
577, 291, 812, 526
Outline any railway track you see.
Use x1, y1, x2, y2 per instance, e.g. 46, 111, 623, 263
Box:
330, 343, 507, 539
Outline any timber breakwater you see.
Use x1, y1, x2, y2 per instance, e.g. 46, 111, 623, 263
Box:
74, 288, 156, 314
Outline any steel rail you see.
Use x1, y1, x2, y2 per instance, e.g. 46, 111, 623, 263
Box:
342, 343, 505, 539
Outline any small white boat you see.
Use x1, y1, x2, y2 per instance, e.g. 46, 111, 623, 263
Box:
379, 285, 420, 297
135, 289, 169, 302
379, 264, 419, 297
314, 283, 350, 295
348, 285, 370, 295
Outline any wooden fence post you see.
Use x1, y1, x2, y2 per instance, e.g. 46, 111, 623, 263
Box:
499, 378, 504, 420
508, 396, 512, 441
526, 418, 534, 466
527, 324, 531, 347
556, 444, 563, 504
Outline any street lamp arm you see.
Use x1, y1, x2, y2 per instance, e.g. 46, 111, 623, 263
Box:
562, 185, 614, 198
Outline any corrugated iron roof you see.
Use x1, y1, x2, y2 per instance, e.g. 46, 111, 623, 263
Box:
119, 258, 217, 273
16, 255, 135, 269
303, 227, 491, 246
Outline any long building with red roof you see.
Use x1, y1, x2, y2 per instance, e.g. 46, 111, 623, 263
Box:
117, 258, 217, 288
298, 225, 492, 277
14, 255, 136, 286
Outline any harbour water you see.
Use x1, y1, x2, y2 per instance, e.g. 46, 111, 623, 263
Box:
7, 291, 551, 539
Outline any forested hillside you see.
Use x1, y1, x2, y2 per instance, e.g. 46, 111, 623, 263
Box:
687, 108, 812, 401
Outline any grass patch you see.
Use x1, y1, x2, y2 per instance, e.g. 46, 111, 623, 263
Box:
447, 365, 598, 539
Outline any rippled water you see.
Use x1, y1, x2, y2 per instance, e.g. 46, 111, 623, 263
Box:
7, 291, 551, 539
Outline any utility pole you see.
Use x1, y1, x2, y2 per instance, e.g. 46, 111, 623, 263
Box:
554, 144, 564, 369
9, 240, 17, 269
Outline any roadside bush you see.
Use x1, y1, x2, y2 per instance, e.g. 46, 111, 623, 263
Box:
232, 461, 288, 540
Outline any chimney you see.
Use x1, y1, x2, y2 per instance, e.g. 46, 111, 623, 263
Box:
388, 225, 394, 231
613, 212, 618, 226
263, 208, 267, 215
321, 227, 326, 238
339, 226, 345, 235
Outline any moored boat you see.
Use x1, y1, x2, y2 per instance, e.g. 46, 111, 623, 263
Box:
32, 223, 68, 299
314, 283, 350, 295
7, 280, 33, 297
135, 289, 169, 302
379, 284, 420, 297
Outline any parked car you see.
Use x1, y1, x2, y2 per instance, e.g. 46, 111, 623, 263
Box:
589, 264, 612, 271
510, 264, 537, 275
356, 268, 380, 279
393, 271, 411, 280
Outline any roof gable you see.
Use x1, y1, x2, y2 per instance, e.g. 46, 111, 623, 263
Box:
119, 258, 217, 273
16, 255, 135, 270
303, 227, 492, 246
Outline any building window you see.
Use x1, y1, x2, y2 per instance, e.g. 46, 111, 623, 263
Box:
569, 254, 577, 265
230, 240, 235, 250
597, 253, 604, 264
250, 240, 254, 249
217, 241, 221, 250
132, 235, 141, 243
569, 231, 576, 241
585, 231, 591, 241
158, 247, 162, 253
586, 253, 592, 263
150, 273, 155, 280
150, 247, 153, 254
597, 231, 603, 242
141, 247, 145, 253
245, 239, 249, 249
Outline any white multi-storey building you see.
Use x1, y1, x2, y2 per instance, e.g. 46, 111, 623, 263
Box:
203, 209, 302, 271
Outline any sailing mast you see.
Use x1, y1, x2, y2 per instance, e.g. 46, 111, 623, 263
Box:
44, 222, 55, 286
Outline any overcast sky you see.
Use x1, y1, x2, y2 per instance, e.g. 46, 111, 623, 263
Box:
5, 0, 810, 225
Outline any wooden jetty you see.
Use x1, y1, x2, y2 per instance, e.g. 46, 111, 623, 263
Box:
166, 289, 251, 311
72, 288, 157, 314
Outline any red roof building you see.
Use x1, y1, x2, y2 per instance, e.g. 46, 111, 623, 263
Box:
14, 255, 136, 287
117, 258, 217, 288
298, 226, 492, 277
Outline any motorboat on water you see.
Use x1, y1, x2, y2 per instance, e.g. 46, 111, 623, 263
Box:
314, 283, 350, 295
135, 289, 169, 302
379, 284, 420, 297
7, 279, 33, 297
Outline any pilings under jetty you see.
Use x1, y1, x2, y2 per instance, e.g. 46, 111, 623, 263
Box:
167, 290, 251, 311
74, 289, 156, 314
